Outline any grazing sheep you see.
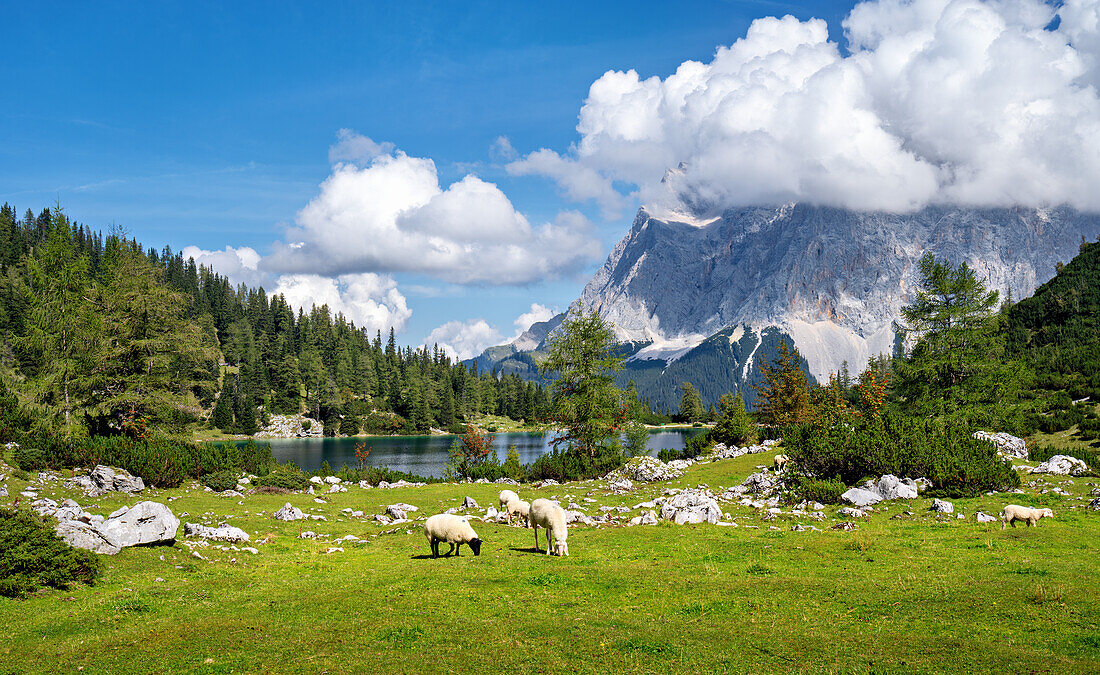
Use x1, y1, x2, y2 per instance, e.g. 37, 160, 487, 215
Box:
773, 455, 789, 472
499, 489, 520, 523
508, 499, 531, 527
1000, 504, 1054, 529
424, 513, 482, 557
530, 498, 568, 556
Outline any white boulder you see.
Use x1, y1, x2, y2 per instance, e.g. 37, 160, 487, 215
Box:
841, 488, 883, 507
660, 489, 722, 525
973, 431, 1028, 460
871, 475, 918, 500
274, 502, 306, 521
1031, 455, 1089, 476
184, 522, 250, 543
100, 502, 180, 548
930, 499, 954, 514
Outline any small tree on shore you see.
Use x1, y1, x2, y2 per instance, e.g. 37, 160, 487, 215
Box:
711, 392, 757, 446
678, 382, 704, 422
539, 308, 625, 457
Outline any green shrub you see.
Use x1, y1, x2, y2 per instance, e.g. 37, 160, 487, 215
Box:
503, 445, 525, 481
0, 508, 100, 598
12, 434, 273, 488
657, 448, 678, 463
527, 445, 625, 482
253, 464, 310, 491
202, 470, 238, 492
340, 416, 361, 436
784, 410, 1020, 497
793, 477, 847, 504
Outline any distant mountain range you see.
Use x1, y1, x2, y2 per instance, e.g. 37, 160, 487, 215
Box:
469, 203, 1100, 411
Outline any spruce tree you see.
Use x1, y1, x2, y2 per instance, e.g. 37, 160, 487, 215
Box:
212, 389, 233, 430
678, 382, 704, 422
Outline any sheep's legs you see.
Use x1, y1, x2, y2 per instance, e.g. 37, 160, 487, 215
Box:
431, 539, 439, 558
533, 524, 540, 551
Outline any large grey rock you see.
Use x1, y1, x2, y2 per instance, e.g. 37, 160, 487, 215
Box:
837, 506, 867, 518
1032, 455, 1089, 476
274, 502, 306, 521
976, 511, 998, 522
462, 496, 479, 509
871, 475, 918, 500
930, 499, 954, 514
55, 519, 122, 555
742, 471, 779, 496
100, 501, 179, 547
1088, 498, 1100, 511
660, 489, 722, 524
841, 488, 883, 507
387, 503, 419, 519
184, 522, 250, 543
89, 465, 145, 494
973, 431, 1029, 460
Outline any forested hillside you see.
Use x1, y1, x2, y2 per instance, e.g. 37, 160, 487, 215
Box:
0, 204, 551, 440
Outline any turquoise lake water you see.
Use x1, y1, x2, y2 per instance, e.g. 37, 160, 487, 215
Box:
260, 428, 705, 478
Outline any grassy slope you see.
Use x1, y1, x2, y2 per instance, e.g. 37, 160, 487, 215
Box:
1, 454, 1098, 674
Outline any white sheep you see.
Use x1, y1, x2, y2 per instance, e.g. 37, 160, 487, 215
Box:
1000, 504, 1054, 529
773, 454, 789, 472
530, 498, 568, 556
508, 499, 531, 527
424, 513, 483, 557
499, 489, 520, 522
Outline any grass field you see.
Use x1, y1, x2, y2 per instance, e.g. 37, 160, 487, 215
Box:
2, 452, 1098, 674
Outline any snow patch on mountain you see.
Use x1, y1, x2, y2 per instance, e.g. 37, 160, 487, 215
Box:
627, 334, 706, 363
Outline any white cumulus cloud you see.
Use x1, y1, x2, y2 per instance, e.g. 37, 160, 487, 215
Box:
513, 302, 556, 336
510, 0, 1100, 215
263, 134, 603, 284
273, 272, 411, 334
423, 319, 505, 361
180, 245, 266, 287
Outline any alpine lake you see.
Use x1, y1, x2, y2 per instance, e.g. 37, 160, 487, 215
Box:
256, 428, 707, 478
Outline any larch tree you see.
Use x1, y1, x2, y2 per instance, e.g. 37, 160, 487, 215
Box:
539, 308, 625, 457
753, 340, 812, 427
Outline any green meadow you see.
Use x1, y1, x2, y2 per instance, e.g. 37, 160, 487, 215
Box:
3, 452, 1098, 674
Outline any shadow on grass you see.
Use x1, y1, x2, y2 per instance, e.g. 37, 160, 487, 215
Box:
509, 547, 545, 555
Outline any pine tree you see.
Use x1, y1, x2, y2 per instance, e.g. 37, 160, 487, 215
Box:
753, 341, 812, 427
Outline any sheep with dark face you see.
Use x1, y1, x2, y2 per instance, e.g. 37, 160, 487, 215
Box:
424, 514, 482, 557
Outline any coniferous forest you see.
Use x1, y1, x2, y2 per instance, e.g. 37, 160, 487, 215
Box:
0, 204, 552, 442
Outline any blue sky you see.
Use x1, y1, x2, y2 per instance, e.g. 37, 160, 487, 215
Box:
1, 1, 854, 353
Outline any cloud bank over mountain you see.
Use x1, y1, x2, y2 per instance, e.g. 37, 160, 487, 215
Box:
513, 0, 1100, 217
